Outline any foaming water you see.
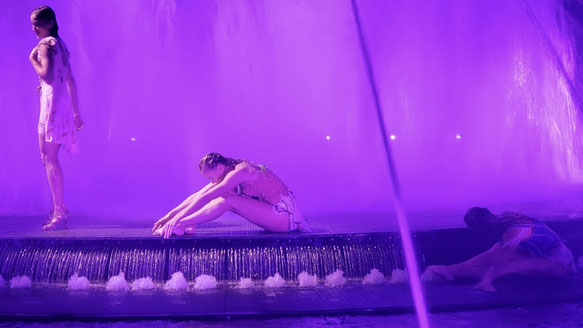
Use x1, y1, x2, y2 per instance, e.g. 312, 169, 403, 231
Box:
298, 271, 318, 287
68, 273, 90, 290
325, 269, 347, 287
165, 272, 188, 290
9, 275, 32, 288
194, 274, 217, 289
363, 269, 385, 285
264, 273, 286, 288
106, 272, 129, 291
131, 277, 156, 290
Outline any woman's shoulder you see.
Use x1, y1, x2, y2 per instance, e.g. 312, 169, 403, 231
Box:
233, 162, 264, 180
236, 161, 266, 171
501, 211, 534, 222
38, 36, 58, 47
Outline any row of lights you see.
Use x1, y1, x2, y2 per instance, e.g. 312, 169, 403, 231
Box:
325, 134, 463, 141
130, 134, 464, 142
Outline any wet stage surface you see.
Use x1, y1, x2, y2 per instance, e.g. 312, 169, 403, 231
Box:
3, 193, 583, 238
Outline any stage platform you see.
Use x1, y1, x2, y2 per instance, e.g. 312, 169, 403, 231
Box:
1, 208, 583, 320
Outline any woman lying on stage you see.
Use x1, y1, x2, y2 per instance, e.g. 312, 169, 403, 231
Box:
427, 207, 576, 292
153, 153, 307, 238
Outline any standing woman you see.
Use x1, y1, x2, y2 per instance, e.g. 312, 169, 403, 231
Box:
29, 6, 83, 230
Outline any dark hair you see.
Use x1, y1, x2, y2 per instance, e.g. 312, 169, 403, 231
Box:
464, 207, 529, 238
31, 6, 59, 37
198, 153, 243, 171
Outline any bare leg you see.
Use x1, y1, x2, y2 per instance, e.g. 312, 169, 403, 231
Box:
154, 197, 231, 237
153, 183, 217, 233
475, 256, 568, 292
39, 134, 65, 213
428, 242, 506, 281
175, 195, 289, 233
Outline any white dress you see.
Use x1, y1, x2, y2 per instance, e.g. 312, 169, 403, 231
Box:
36, 36, 78, 152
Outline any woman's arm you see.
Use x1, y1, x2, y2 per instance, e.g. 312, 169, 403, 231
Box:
158, 165, 252, 238
489, 226, 532, 262
29, 44, 53, 82
180, 166, 250, 216
65, 67, 83, 123
152, 182, 216, 232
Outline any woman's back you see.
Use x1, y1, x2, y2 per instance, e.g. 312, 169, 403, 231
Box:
37, 36, 77, 151
38, 36, 70, 88
239, 163, 290, 204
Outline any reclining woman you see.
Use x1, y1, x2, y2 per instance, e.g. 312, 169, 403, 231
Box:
153, 153, 307, 238
427, 207, 576, 292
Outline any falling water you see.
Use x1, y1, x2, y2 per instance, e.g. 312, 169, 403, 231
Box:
0, 238, 403, 283
168, 247, 227, 281
0, 247, 109, 283
108, 248, 166, 282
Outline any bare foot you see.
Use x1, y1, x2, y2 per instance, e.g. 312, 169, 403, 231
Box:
427, 265, 454, 281
172, 225, 185, 236
152, 225, 186, 238
474, 281, 497, 292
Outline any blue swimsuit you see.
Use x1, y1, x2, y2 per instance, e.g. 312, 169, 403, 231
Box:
509, 221, 561, 258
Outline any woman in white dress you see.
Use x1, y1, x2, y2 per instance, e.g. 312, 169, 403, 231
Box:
29, 6, 83, 230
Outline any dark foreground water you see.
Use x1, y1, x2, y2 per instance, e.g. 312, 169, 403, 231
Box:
1, 300, 582, 328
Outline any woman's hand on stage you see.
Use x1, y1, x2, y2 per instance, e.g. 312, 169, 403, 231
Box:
161, 218, 180, 239
152, 216, 170, 233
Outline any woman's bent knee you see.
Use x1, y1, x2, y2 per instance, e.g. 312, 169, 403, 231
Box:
210, 196, 231, 211
41, 154, 58, 167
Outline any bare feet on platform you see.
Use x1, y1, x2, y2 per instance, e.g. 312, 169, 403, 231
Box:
42, 209, 53, 226
152, 224, 193, 237
426, 265, 455, 281
172, 225, 185, 236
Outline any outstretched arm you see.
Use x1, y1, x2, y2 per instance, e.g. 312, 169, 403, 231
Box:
152, 182, 215, 232
158, 166, 251, 239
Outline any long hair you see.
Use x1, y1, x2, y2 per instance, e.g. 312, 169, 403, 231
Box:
198, 153, 243, 171
32, 6, 59, 37
464, 207, 531, 238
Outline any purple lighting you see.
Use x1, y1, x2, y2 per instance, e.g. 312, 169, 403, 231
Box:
0, 0, 581, 216
1, 0, 583, 326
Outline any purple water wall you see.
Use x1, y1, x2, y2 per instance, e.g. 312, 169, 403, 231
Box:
1, 0, 582, 223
